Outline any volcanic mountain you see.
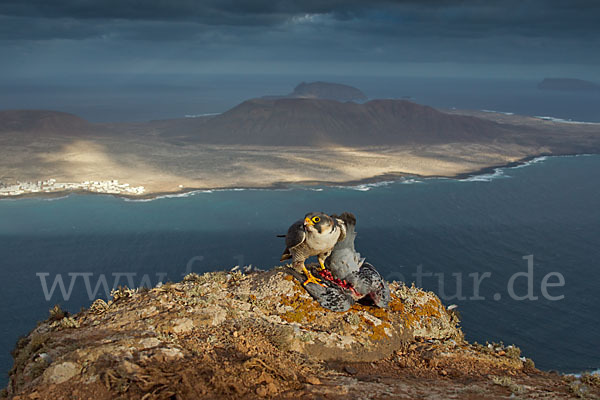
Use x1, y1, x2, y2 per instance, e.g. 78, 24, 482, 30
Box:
167, 98, 514, 146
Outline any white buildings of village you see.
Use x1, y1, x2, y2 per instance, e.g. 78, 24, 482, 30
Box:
0, 179, 145, 197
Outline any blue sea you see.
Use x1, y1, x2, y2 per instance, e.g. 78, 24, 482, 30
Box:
2, 74, 600, 123
1, 154, 599, 386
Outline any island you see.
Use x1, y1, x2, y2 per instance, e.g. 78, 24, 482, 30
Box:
538, 78, 600, 92
5, 268, 598, 398
0, 87, 599, 199
262, 81, 368, 102
288, 81, 368, 102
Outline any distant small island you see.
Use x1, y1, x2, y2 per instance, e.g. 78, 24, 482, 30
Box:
538, 78, 600, 92
263, 81, 368, 102
290, 81, 368, 102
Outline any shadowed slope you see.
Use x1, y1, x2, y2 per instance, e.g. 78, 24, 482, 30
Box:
173, 98, 513, 146
0, 110, 95, 135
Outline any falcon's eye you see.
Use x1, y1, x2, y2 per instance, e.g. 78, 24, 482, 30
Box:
312, 216, 321, 223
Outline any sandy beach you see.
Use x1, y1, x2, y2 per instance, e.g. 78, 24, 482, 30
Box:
0, 138, 552, 199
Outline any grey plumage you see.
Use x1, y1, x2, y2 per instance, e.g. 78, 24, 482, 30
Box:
326, 212, 364, 279
284, 266, 354, 312
348, 262, 390, 308
326, 212, 390, 308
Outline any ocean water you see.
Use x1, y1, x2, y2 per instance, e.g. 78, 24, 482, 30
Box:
1, 154, 599, 386
1, 75, 599, 123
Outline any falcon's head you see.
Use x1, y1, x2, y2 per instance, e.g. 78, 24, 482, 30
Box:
303, 212, 334, 234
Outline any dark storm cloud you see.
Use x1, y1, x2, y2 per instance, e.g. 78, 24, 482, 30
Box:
0, 0, 359, 26
0, 1, 598, 77
1, 0, 599, 40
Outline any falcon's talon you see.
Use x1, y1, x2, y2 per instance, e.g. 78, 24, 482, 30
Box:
303, 275, 325, 287
302, 267, 325, 286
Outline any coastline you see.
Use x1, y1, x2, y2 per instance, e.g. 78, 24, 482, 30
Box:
1, 152, 594, 202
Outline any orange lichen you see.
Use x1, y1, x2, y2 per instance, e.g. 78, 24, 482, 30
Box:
388, 294, 405, 313
353, 311, 392, 341
279, 280, 443, 338
400, 298, 443, 329
368, 307, 390, 322
349, 302, 389, 320
281, 311, 304, 323
370, 322, 391, 341
279, 288, 322, 324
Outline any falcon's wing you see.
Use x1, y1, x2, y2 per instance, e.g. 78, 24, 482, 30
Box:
285, 220, 306, 249
280, 220, 306, 261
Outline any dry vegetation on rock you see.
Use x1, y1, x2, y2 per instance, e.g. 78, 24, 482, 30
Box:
4, 268, 598, 399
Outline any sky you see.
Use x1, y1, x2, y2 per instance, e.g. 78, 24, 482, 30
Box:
0, 0, 599, 81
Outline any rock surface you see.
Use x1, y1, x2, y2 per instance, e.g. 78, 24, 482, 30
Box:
4, 268, 598, 399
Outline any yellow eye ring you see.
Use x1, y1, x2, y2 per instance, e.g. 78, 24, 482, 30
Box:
312, 216, 320, 223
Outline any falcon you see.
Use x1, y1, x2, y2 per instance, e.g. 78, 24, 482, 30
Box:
280, 212, 347, 286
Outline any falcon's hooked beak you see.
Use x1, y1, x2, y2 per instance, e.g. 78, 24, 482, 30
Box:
304, 217, 314, 227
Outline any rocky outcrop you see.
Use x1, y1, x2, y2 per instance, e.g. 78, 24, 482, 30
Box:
5, 268, 597, 399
